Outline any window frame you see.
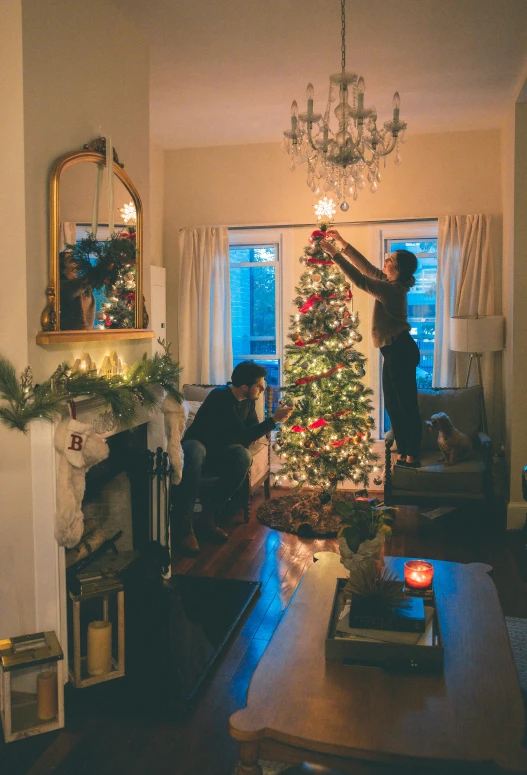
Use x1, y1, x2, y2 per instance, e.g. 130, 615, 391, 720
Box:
367, 221, 438, 438
228, 229, 285, 390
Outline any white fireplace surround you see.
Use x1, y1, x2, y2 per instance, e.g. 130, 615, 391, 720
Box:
30, 392, 166, 670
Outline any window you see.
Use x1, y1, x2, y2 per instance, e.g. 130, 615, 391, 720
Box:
381, 235, 438, 434
229, 237, 282, 410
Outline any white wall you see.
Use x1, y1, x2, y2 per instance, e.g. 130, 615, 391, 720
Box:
150, 143, 165, 268
0, 0, 151, 638
503, 97, 527, 528
0, 0, 35, 637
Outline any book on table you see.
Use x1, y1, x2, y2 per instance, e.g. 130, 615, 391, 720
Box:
348, 595, 426, 633
337, 605, 435, 646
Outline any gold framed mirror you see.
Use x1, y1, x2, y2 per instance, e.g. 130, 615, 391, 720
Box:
37, 137, 154, 344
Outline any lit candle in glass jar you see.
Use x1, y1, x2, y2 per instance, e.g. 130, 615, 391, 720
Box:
404, 560, 434, 589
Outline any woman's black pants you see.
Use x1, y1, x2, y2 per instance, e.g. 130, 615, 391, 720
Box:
381, 331, 422, 458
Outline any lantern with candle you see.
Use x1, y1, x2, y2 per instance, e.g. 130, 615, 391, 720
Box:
404, 560, 434, 591
0, 631, 64, 742
68, 580, 125, 688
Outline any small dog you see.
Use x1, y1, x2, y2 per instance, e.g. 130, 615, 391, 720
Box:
426, 412, 472, 466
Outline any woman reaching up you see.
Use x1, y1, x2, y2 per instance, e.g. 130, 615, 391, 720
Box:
319, 230, 422, 468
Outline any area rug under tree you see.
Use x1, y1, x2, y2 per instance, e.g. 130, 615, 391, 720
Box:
257, 491, 353, 536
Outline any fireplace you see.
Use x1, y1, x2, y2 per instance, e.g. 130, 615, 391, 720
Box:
29, 397, 167, 668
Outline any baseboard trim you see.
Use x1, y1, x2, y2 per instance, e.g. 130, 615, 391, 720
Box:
507, 502, 527, 530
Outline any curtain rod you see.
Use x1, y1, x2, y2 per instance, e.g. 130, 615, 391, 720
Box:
227, 217, 437, 231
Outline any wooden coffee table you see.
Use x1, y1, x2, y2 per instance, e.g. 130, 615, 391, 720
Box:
229, 552, 527, 774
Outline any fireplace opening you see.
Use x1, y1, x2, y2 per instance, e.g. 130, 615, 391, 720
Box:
79, 424, 150, 556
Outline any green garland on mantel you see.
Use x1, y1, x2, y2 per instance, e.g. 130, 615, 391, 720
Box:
0, 339, 182, 433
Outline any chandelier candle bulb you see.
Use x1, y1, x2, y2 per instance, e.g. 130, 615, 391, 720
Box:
357, 77, 365, 109
404, 560, 434, 589
393, 92, 400, 121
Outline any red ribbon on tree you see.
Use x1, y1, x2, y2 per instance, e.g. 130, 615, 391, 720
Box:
295, 324, 344, 348
330, 436, 351, 447
299, 294, 323, 313
295, 364, 343, 386
299, 288, 351, 317
306, 256, 333, 266
291, 418, 328, 433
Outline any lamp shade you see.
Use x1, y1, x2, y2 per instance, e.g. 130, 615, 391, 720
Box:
450, 315, 504, 353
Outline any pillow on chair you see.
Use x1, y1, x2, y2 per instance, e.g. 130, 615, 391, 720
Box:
184, 400, 202, 430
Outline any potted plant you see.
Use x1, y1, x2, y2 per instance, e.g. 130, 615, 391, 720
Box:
334, 498, 406, 610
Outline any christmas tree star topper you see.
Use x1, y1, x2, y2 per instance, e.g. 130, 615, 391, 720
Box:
313, 197, 337, 224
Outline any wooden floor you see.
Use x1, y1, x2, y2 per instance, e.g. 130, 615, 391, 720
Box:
2, 491, 527, 775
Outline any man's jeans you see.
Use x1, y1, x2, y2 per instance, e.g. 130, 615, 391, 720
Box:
172, 440, 252, 521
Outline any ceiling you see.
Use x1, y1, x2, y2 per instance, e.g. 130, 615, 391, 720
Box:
112, 0, 527, 150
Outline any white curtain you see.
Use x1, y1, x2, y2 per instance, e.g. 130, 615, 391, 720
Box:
59, 222, 77, 252
433, 214, 498, 429
178, 226, 233, 385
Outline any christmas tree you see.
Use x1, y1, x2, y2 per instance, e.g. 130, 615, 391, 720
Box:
97, 227, 137, 329
274, 200, 380, 502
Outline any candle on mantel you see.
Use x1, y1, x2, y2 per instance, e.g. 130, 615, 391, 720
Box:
87, 620, 112, 676
404, 560, 434, 589
37, 670, 58, 721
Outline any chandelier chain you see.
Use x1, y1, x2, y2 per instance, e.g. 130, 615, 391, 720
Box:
341, 0, 346, 72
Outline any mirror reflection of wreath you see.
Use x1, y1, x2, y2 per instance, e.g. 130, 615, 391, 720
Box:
64, 232, 136, 291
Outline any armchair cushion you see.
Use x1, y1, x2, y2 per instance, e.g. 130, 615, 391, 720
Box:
392, 452, 486, 493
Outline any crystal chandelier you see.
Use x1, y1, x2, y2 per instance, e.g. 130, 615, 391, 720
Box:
282, 0, 407, 209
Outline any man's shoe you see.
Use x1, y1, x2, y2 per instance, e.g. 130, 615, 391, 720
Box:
181, 532, 200, 554
395, 458, 406, 467
405, 459, 421, 469
203, 514, 229, 543
207, 523, 229, 543
180, 519, 200, 555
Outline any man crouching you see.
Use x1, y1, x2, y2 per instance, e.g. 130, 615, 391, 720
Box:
173, 361, 293, 554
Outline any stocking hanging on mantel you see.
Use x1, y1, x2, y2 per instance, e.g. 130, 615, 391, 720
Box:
54, 417, 109, 548
161, 394, 188, 485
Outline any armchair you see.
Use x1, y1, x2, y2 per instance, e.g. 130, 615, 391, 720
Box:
384, 386, 494, 516
181, 383, 273, 522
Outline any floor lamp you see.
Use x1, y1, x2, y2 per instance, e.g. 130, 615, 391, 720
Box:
449, 315, 504, 434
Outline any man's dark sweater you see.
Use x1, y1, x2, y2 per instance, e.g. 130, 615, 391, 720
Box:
183, 385, 276, 453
